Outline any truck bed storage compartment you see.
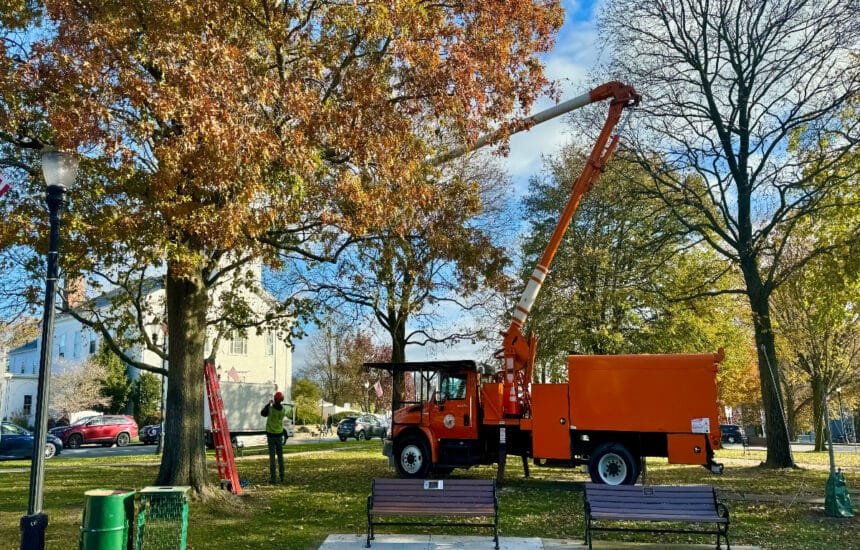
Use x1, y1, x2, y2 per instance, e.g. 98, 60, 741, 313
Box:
667, 433, 709, 465
530, 384, 571, 459
567, 354, 719, 448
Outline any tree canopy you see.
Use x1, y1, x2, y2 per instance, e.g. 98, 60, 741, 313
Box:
0, 0, 564, 493
599, 0, 860, 468
520, 146, 755, 391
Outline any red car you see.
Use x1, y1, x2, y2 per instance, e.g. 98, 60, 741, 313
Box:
54, 415, 138, 448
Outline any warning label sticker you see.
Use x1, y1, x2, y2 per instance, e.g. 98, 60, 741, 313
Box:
691, 418, 711, 434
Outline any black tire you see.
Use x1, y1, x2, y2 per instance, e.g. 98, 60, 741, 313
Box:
116, 432, 130, 447
357, 430, 367, 441
67, 434, 83, 449
589, 443, 639, 485
44, 442, 57, 460
339, 436, 347, 442
394, 434, 431, 478
726, 434, 738, 444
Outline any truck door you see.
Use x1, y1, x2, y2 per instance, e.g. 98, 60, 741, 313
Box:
428, 372, 478, 440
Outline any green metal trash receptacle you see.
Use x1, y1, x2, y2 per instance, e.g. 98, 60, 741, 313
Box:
79, 489, 136, 550
136, 486, 190, 550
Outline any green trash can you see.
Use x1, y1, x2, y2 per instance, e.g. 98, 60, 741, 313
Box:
79, 489, 136, 550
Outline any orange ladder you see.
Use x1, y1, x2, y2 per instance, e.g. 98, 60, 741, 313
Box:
204, 360, 241, 495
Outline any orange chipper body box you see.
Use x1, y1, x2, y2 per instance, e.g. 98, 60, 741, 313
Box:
565, 353, 722, 452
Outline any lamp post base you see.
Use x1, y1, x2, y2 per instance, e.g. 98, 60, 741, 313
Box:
20, 512, 48, 550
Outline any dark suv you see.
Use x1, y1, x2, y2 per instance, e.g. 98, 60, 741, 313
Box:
337, 415, 387, 441
53, 415, 138, 448
720, 424, 747, 445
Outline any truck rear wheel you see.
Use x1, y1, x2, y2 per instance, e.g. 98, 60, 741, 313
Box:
589, 443, 638, 485
395, 435, 431, 478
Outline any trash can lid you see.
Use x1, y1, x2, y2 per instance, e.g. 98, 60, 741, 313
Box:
84, 489, 135, 497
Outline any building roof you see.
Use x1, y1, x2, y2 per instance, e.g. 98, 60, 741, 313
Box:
8, 339, 37, 355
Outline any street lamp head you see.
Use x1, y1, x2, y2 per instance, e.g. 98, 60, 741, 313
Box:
836, 386, 842, 394
40, 149, 79, 191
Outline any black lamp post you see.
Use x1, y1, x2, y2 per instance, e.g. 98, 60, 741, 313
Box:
20, 149, 78, 550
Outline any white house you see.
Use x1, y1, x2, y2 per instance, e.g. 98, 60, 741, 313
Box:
0, 264, 292, 426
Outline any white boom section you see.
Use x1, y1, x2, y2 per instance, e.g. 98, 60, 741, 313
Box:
430, 91, 593, 166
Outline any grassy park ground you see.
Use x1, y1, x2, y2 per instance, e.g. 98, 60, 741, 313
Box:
1, 442, 858, 549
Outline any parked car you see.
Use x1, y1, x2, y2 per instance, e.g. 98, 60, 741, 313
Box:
140, 424, 162, 445
0, 421, 63, 460
48, 415, 98, 440
719, 424, 747, 445
54, 415, 138, 448
337, 415, 387, 441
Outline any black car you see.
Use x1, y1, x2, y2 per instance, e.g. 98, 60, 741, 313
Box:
140, 424, 162, 445
1, 421, 63, 460
337, 415, 387, 441
720, 424, 747, 445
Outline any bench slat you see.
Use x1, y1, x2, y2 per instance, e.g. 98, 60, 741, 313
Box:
590, 504, 717, 511
372, 508, 495, 516
590, 511, 727, 523
590, 505, 721, 514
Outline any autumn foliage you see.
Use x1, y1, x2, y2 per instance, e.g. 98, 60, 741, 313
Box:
1, 1, 563, 491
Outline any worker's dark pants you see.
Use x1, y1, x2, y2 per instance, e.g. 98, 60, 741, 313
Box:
267, 433, 284, 482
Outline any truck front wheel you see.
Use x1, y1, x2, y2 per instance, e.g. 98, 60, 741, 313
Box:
589, 443, 638, 485
395, 435, 431, 478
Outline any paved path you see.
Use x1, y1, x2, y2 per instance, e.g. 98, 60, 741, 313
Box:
320, 534, 762, 549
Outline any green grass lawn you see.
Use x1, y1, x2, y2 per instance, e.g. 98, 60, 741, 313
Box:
1, 442, 858, 549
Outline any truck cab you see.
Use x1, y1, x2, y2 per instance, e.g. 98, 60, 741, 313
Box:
373, 361, 485, 478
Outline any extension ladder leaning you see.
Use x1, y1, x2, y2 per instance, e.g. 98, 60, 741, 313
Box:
204, 360, 241, 495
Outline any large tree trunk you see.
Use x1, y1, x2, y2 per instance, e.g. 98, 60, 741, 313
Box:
155, 261, 212, 494
389, 310, 407, 405
811, 374, 826, 452
743, 265, 794, 468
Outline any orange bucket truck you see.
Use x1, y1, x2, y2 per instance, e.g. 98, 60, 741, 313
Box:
367, 83, 725, 485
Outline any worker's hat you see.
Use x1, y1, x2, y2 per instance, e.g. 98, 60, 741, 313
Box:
274, 391, 284, 402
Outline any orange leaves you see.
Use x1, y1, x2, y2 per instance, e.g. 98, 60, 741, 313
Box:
3, 0, 562, 265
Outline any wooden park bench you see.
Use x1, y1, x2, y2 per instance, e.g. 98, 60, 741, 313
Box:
583, 483, 730, 550
366, 478, 499, 548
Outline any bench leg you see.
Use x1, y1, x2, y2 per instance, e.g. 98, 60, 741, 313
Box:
366, 496, 373, 548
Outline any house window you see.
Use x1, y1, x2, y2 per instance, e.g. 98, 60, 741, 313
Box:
230, 331, 247, 355
265, 333, 274, 356
23, 395, 32, 416
73, 330, 81, 358
89, 338, 97, 354
58, 334, 66, 357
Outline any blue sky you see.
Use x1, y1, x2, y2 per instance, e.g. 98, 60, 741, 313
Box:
291, 1, 608, 373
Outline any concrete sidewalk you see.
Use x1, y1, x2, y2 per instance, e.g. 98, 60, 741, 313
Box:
319, 534, 761, 549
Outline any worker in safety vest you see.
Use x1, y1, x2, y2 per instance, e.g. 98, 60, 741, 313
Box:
261, 391, 286, 483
